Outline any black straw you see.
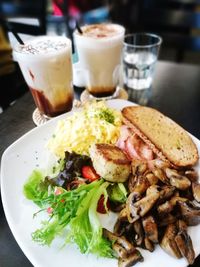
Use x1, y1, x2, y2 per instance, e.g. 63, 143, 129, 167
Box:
76, 21, 83, 35
6, 22, 24, 45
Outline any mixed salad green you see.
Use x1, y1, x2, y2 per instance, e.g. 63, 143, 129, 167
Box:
23, 152, 127, 258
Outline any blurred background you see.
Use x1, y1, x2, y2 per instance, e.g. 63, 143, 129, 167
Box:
1, 0, 200, 110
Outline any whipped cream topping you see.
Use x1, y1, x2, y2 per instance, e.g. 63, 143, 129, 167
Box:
81, 24, 122, 38
18, 37, 69, 55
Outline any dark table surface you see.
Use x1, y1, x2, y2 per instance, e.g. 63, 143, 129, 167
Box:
0, 60, 200, 267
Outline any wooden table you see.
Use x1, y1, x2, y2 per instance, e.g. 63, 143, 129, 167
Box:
0, 61, 200, 267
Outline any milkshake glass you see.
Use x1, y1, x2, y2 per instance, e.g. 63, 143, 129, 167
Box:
14, 36, 74, 117
73, 24, 125, 98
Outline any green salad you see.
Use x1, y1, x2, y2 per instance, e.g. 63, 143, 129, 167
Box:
23, 151, 127, 258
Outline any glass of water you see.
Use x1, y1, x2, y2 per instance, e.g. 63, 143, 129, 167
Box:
123, 33, 162, 105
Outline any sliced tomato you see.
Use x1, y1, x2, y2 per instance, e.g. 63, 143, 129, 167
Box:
81, 166, 100, 181
97, 195, 110, 214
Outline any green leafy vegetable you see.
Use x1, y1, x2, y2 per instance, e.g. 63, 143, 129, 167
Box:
28, 178, 114, 258
107, 183, 127, 203
66, 181, 114, 257
23, 170, 50, 207
51, 151, 92, 187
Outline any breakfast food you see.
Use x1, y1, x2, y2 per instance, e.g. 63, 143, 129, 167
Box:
14, 36, 73, 117
47, 101, 122, 158
121, 106, 199, 167
23, 101, 200, 267
89, 144, 131, 182
108, 106, 200, 265
74, 24, 125, 97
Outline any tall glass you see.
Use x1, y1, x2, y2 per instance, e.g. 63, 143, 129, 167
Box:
73, 23, 125, 98
123, 33, 162, 105
14, 36, 74, 118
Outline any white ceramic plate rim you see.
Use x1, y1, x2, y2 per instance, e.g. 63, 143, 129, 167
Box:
1, 99, 200, 267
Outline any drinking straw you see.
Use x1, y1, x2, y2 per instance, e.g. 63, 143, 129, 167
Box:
6, 22, 24, 45
76, 21, 83, 34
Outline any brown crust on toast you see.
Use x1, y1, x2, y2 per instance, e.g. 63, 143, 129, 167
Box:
122, 106, 199, 168
95, 144, 130, 165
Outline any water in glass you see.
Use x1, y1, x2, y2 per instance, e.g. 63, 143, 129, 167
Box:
123, 51, 157, 90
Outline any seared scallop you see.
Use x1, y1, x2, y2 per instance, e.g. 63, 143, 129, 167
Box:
89, 144, 131, 182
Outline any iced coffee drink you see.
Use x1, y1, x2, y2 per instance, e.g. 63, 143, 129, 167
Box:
74, 24, 125, 97
14, 36, 73, 117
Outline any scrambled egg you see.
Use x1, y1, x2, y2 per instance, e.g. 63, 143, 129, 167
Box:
47, 101, 122, 158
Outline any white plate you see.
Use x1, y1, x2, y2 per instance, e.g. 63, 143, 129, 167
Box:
1, 99, 200, 267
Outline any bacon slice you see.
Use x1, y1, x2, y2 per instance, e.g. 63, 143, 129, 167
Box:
116, 125, 131, 150
125, 135, 141, 160
116, 125, 154, 161
140, 144, 154, 161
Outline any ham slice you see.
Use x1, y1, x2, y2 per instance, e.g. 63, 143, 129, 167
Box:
125, 135, 142, 160
116, 125, 132, 150
116, 125, 154, 161
140, 144, 154, 161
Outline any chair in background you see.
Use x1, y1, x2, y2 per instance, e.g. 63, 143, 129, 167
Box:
0, 0, 47, 110
0, 0, 47, 35
49, 0, 109, 51
108, 0, 140, 33
136, 0, 200, 62
47, 0, 73, 39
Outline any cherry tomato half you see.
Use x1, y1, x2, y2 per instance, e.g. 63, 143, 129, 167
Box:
81, 166, 100, 181
97, 195, 110, 214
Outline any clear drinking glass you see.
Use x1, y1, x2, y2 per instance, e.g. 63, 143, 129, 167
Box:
73, 23, 125, 99
123, 33, 162, 105
14, 36, 74, 118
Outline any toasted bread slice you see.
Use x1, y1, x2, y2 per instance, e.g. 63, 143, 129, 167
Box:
122, 106, 199, 168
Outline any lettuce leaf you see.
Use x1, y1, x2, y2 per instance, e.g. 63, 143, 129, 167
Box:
29, 179, 114, 258
107, 183, 127, 203
66, 181, 114, 258
23, 169, 50, 207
